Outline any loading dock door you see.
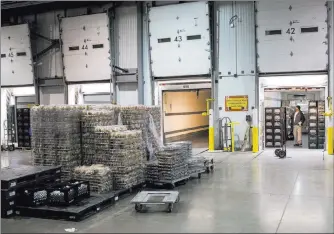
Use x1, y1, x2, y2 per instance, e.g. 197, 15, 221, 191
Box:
163, 89, 210, 147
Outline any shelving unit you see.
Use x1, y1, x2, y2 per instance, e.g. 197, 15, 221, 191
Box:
265, 107, 286, 148
16, 108, 31, 148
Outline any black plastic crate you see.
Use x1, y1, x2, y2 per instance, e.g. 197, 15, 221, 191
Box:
265, 134, 274, 140
47, 182, 77, 206
1, 196, 16, 209
309, 142, 318, 149
317, 122, 325, 129
1, 208, 15, 218
308, 115, 318, 121
309, 121, 318, 128
67, 180, 90, 199
318, 143, 325, 149
308, 135, 318, 142
273, 141, 282, 147
308, 107, 318, 114
17, 187, 48, 207
265, 128, 273, 134
318, 115, 325, 123
308, 101, 317, 107
1, 189, 17, 200
265, 141, 274, 147
47, 180, 90, 206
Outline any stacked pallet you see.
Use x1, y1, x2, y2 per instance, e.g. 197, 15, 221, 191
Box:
145, 161, 159, 183
81, 109, 118, 165
73, 165, 113, 194
94, 126, 144, 190
155, 144, 189, 182
119, 106, 162, 161
166, 141, 192, 158
31, 105, 83, 180
317, 101, 326, 149
187, 156, 206, 175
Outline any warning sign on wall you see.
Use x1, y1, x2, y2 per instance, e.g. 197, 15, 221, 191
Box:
225, 95, 248, 111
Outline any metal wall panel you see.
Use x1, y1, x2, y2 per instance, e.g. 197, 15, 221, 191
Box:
217, 1, 236, 76
115, 5, 138, 69
149, 1, 211, 77
218, 75, 256, 140
1, 24, 34, 86
142, 3, 153, 105
235, 2, 256, 75
117, 83, 138, 105
35, 11, 64, 79
60, 13, 111, 82
217, 1, 255, 77
39, 86, 65, 105
83, 94, 111, 104
256, 0, 328, 73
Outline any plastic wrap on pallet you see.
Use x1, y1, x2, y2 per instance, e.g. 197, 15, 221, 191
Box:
93, 126, 145, 190
73, 164, 113, 194
119, 105, 162, 162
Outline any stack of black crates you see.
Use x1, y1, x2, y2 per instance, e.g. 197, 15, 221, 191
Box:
265, 107, 286, 148
308, 101, 325, 149
16, 108, 31, 148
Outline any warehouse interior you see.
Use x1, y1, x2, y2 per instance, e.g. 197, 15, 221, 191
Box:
1, 0, 334, 233
263, 88, 326, 150
163, 89, 211, 148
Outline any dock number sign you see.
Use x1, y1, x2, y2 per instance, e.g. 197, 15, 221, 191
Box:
225, 95, 248, 111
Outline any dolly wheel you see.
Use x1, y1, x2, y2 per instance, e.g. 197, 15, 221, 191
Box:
167, 204, 173, 213
210, 165, 214, 171
198, 173, 201, 179
8, 145, 14, 151
274, 149, 280, 157
278, 150, 286, 158
206, 167, 210, 173
135, 204, 143, 212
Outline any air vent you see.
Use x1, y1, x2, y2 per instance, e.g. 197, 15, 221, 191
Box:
92, 44, 104, 49
301, 27, 318, 33
187, 35, 201, 40
158, 38, 171, 43
265, 30, 282, 35
69, 46, 79, 51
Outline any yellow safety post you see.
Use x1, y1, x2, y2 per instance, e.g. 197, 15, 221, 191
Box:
227, 122, 239, 152
202, 99, 215, 151
252, 108, 259, 153
324, 97, 333, 155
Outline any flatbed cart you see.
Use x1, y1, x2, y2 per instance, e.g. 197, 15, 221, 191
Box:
131, 191, 180, 213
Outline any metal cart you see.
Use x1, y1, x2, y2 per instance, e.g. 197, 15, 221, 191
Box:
131, 191, 180, 213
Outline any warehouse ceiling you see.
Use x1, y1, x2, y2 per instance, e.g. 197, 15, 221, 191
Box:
1, 1, 116, 22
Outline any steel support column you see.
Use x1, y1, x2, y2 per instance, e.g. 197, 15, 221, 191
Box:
137, 2, 144, 104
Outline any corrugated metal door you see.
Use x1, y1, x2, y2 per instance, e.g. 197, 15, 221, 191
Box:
60, 13, 112, 82
149, 2, 211, 77
256, 0, 328, 73
1, 24, 34, 86
115, 5, 138, 69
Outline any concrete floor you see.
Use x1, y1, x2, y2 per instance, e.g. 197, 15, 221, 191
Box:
1, 149, 333, 233
165, 130, 209, 149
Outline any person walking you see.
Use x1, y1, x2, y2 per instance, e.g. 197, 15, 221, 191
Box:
292, 105, 305, 146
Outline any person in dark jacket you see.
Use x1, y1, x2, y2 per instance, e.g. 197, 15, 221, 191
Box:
292, 105, 305, 146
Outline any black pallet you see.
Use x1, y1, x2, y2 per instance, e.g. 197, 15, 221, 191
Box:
1, 165, 61, 190
15, 192, 117, 222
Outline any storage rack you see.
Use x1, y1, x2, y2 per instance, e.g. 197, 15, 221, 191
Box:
317, 101, 326, 149
16, 108, 31, 148
264, 107, 286, 148
308, 101, 318, 149
308, 101, 326, 149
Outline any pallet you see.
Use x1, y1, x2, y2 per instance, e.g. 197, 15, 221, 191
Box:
146, 176, 190, 189
15, 191, 117, 222
1, 165, 61, 190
